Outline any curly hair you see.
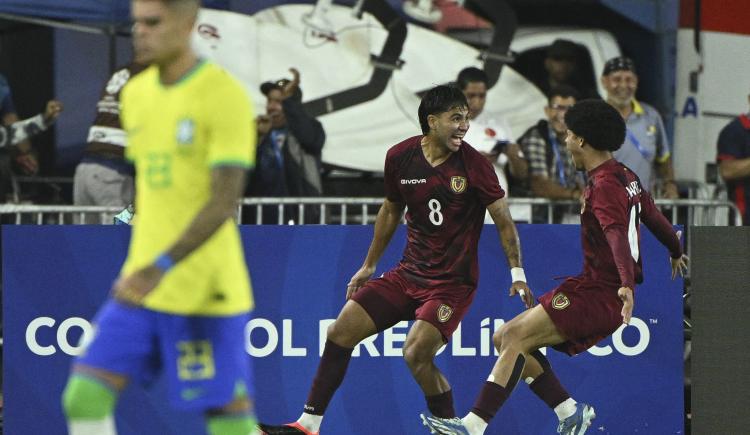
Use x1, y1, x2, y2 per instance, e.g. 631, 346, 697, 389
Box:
564, 99, 625, 151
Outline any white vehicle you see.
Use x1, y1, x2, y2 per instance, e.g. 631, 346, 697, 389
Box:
673, 2, 750, 187
192, 4, 620, 174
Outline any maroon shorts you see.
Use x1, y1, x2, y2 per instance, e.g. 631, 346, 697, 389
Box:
350, 269, 475, 342
538, 276, 624, 356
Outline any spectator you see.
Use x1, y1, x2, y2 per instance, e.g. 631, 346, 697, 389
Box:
534, 39, 599, 101
518, 85, 584, 223
73, 62, 146, 220
456, 67, 527, 195
602, 56, 678, 198
716, 93, 750, 225
249, 67, 325, 224
0, 73, 39, 201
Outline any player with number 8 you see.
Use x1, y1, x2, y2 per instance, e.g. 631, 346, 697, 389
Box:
258, 85, 531, 434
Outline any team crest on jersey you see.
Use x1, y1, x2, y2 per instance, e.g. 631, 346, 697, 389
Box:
437, 304, 454, 323
450, 176, 467, 193
176, 118, 195, 146
551, 293, 571, 310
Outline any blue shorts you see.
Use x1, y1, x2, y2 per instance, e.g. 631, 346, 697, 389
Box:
76, 300, 253, 411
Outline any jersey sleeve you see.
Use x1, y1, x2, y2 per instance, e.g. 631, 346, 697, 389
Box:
383, 148, 403, 203
640, 188, 682, 258
592, 178, 635, 288
206, 74, 256, 169
468, 148, 505, 206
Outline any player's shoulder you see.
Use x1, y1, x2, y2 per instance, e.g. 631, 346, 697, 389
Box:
459, 140, 483, 158
200, 61, 244, 90
123, 65, 157, 92
387, 135, 421, 159
592, 162, 640, 195
120, 65, 157, 106
197, 62, 251, 106
459, 141, 493, 169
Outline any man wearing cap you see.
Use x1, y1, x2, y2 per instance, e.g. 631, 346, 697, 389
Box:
535, 39, 599, 100
250, 68, 326, 223
602, 56, 678, 198
716, 93, 750, 225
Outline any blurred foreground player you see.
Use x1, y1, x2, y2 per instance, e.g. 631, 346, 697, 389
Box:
61, 0, 260, 434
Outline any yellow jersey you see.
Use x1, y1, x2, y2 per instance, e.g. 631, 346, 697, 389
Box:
120, 60, 255, 316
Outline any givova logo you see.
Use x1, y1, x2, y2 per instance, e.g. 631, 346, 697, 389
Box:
26, 316, 652, 358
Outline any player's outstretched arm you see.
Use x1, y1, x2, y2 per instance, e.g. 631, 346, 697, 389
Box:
486, 198, 534, 308
346, 198, 404, 300
113, 166, 246, 303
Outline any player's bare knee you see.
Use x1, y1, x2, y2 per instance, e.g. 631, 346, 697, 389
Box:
326, 319, 360, 347
492, 327, 505, 350
497, 320, 524, 349
402, 339, 433, 369
326, 320, 346, 344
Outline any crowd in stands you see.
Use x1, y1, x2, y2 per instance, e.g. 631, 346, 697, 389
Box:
1, 38, 748, 225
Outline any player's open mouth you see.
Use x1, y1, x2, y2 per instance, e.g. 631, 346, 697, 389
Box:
451, 135, 463, 145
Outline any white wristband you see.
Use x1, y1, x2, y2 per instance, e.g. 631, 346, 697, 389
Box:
511, 267, 526, 283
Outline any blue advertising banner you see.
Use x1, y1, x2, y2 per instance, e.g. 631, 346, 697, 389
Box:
3, 225, 683, 434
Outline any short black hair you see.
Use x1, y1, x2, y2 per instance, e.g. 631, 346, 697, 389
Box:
418, 85, 468, 134
546, 39, 579, 61
456, 67, 488, 91
564, 99, 625, 152
547, 85, 580, 105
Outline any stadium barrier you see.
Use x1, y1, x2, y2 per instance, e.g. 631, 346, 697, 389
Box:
0, 197, 742, 226
4, 225, 684, 434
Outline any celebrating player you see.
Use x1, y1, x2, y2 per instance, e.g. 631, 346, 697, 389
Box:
422, 99, 688, 435
259, 84, 532, 435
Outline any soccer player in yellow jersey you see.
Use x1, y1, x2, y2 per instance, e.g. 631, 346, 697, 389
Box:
61, 1, 259, 434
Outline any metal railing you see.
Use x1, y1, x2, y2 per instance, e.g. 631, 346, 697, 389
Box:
0, 197, 742, 226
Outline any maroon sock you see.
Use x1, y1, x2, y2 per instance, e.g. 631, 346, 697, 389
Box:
528, 350, 570, 409
471, 354, 525, 423
529, 371, 570, 409
303, 340, 353, 415
471, 382, 511, 423
425, 390, 456, 418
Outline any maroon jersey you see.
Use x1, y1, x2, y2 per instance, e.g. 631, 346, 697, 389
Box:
384, 135, 505, 288
581, 159, 682, 288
